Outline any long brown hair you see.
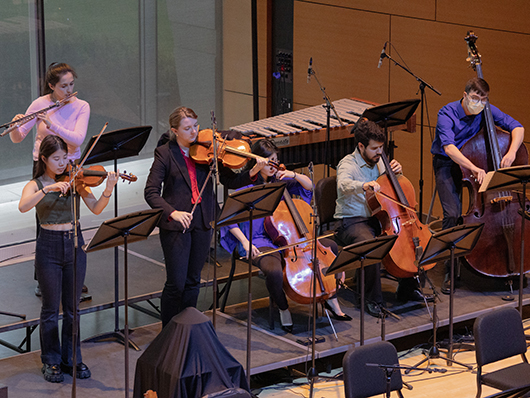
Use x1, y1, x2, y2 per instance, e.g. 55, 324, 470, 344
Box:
42, 63, 78, 95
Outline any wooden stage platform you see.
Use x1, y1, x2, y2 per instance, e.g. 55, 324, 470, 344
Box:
0, 231, 529, 397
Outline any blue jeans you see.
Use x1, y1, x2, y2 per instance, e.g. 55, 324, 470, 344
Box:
433, 155, 463, 274
433, 155, 463, 230
35, 228, 86, 366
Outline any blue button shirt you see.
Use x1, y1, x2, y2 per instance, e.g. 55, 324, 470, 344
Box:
431, 100, 522, 157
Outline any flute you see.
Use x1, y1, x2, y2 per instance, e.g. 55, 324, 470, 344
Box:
0, 91, 78, 137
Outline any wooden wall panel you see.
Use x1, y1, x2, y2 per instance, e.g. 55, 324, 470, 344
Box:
293, 2, 391, 107
222, 0, 269, 129
437, 0, 530, 34
223, 0, 253, 96
296, 0, 436, 20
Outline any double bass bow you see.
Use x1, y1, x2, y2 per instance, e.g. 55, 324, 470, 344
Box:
366, 150, 433, 278
460, 32, 530, 277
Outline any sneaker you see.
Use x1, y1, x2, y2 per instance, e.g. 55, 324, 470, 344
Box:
42, 363, 64, 383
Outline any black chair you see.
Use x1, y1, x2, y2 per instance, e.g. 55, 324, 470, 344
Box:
315, 175, 340, 237
343, 341, 404, 398
474, 307, 530, 398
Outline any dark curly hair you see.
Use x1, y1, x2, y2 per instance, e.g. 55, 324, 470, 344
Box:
353, 118, 386, 148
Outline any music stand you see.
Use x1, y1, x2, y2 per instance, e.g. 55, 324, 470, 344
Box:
216, 182, 285, 387
84, 208, 162, 398
407, 223, 483, 372
81, 126, 151, 349
325, 235, 398, 345
479, 165, 530, 316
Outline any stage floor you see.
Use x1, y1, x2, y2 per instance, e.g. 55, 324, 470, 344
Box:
0, 229, 528, 397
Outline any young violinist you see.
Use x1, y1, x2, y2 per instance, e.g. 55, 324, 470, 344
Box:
335, 118, 431, 318
144, 106, 268, 328
431, 77, 524, 294
9, 62, 91, 298
220, 139, 351, 334
18, 135, 119, 383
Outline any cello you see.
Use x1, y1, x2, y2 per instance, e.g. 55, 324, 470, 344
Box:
459, 32, 530, 277
264, 189, 337, 305
366, 150, 433, 278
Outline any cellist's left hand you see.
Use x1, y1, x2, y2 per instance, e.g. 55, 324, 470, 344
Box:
389, 159, 402, 175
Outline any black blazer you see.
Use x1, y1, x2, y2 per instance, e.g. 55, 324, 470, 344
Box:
144, 140, 254, 231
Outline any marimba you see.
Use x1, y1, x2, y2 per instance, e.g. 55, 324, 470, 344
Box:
229, 98, 415, 167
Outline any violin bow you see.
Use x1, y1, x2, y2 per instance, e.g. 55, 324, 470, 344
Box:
65, 122, 109, 186
183, 112, 219, 233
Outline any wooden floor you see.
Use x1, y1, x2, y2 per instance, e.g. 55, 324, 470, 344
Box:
258, 348, 521, 398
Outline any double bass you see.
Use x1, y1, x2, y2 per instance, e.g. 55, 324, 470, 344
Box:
460, 32, 530, 276
366, 150, 433, 278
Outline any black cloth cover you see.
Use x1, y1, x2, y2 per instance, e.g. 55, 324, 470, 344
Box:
133, 307, 249, 398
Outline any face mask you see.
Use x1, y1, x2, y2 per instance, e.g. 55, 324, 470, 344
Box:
465, 97, 485, 115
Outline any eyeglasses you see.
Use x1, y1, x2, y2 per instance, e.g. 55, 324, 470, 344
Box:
468, 94, 488, 106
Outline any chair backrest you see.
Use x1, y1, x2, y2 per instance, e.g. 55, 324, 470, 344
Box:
315, 176, 338, 228
474, 307, 527, 367
343, 341, 403, 398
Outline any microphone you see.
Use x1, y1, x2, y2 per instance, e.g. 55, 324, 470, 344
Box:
307, 57, 313, 83
377, 43, 387, 68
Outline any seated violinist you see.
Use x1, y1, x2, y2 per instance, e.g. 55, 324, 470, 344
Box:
220, 139, 351, 333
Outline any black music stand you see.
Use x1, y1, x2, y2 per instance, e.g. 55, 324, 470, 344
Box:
479, 165, 530, 316
407, 223, 483, 372
81, 126, 151, 350
84, 208, 162, 398
217, 182, 285, 387
325, 235, 398, 345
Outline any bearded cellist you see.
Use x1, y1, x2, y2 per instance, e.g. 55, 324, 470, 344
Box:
335, 118, 434, 318
431, 77, 525, 294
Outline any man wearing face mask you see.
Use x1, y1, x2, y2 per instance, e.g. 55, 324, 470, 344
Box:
431, 77, 525, 294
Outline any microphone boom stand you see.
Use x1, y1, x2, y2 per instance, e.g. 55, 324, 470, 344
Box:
307, 67, 345, 178
380, 50, 441, 219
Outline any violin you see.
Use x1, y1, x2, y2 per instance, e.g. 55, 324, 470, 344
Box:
264, 190, 337, 304
58, 163, 137, 187
190, 129, 285, 170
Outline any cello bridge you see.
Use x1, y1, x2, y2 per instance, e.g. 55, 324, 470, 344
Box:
491, 196, 513, 205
